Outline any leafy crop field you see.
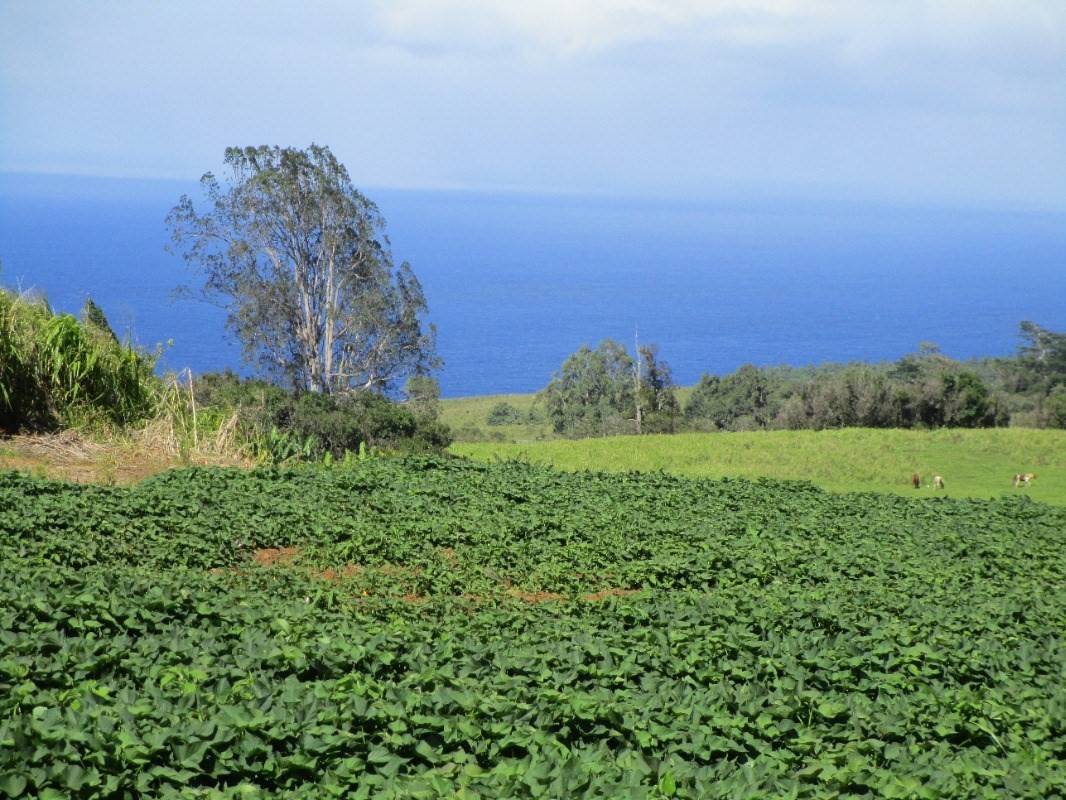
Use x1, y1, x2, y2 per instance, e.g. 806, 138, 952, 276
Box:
2, 457, 1065, 798
453, 427, 1066, 506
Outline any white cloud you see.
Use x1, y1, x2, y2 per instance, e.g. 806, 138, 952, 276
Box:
1, 1, 1063, 207
368, 0, 1065, 61
369, 1, 829, 56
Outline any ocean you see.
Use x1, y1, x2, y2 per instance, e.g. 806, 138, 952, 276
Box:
1, 172, 1064, 397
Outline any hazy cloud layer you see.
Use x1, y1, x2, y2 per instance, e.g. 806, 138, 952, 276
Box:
2, 1, 1063, 208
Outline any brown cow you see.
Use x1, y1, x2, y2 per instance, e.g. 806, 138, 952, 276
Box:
911, 473, 921, 489
1013, 472, 1036, 488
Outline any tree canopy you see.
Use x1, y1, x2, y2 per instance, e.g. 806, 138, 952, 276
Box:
540, 339, 677, 436
168, 145, 439, 394
1018, 321, 1066, 387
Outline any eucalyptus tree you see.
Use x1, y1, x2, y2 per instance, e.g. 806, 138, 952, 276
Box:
168, 145, 439, 394
1018, 321, 1066, 387
541, 338, 681, 436
636, 344, 680, 433
541, 339, 636, 436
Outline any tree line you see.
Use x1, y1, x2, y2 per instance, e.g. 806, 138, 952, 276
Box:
537, 324, 1066, 437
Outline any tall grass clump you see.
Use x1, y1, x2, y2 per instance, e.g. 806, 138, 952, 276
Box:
0, 288, 157, 433
138, 369, 248, 462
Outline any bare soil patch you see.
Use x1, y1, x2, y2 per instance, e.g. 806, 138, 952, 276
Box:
582, 588, 639, 602
506, 587, 566, 604
252, 547, 301, 567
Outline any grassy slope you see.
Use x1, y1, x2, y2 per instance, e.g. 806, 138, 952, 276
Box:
440, 387, 696, 442
452, 427, 1066, 506
440, 392, 549, 441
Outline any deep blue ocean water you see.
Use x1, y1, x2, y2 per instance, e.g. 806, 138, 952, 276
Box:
1, 172, 1064, 397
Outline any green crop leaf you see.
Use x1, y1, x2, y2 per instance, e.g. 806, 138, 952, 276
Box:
658, 771, 677, 796
0, 774, 27, 798
817, 700, 848, 719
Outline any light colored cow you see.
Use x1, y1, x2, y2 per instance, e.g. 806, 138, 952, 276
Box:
1013, 472, 1036, 488
932, 475, 945, 489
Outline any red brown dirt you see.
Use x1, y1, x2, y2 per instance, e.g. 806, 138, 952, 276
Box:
582, 588, 639, 602
315, 564, 362, 581
252, 546, 301, 566
506, 587, 566, 604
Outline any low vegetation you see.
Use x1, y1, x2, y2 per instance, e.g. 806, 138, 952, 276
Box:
191, 371, 451, 462
1, 457, 1064, 797
440, 393, 550, 443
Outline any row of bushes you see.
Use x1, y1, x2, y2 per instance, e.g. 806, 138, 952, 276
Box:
683, 357, 1008, 432
191, 371, 450, 460
528, 326, 1066, 437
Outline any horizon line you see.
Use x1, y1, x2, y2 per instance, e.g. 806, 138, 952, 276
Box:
4, 168, 1065, 217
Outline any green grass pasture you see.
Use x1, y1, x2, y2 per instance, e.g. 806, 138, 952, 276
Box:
440, 392, 549, 441
441, 388, 697, 442
452, 427, 1066, 505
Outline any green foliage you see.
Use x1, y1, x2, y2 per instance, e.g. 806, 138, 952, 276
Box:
685, 365, 771, 430
938, 371, 998, 427
540, 339, 679, 437
404, 375, 442, 423
168, 144, 440, 394
192, 371, 451, 461
80, 297, 118, 342
1045, 385, 1066, 430
259, 425, 321, 463
541, 339, 636, 436
1, 458, 1065, 796
279, 390, 449, 457
486, 401, 522, 426
685, 355, 1002, 433
1018, 320, 1066, 387
636, 344, 680, 434
0, 288, 156, 432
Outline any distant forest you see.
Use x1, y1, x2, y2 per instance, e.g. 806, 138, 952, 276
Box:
527, 321, 1066, 438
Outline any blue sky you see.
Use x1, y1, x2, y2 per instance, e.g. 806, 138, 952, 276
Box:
2, 1, 1064, 209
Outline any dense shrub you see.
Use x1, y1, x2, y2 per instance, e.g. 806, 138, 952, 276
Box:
486, 401, 522, 425
684, 365, 772, 430
193, 370, 451, 458
1042, 385, 1066, 429
0, 290, 156, 432
683, 356, 1006, 433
